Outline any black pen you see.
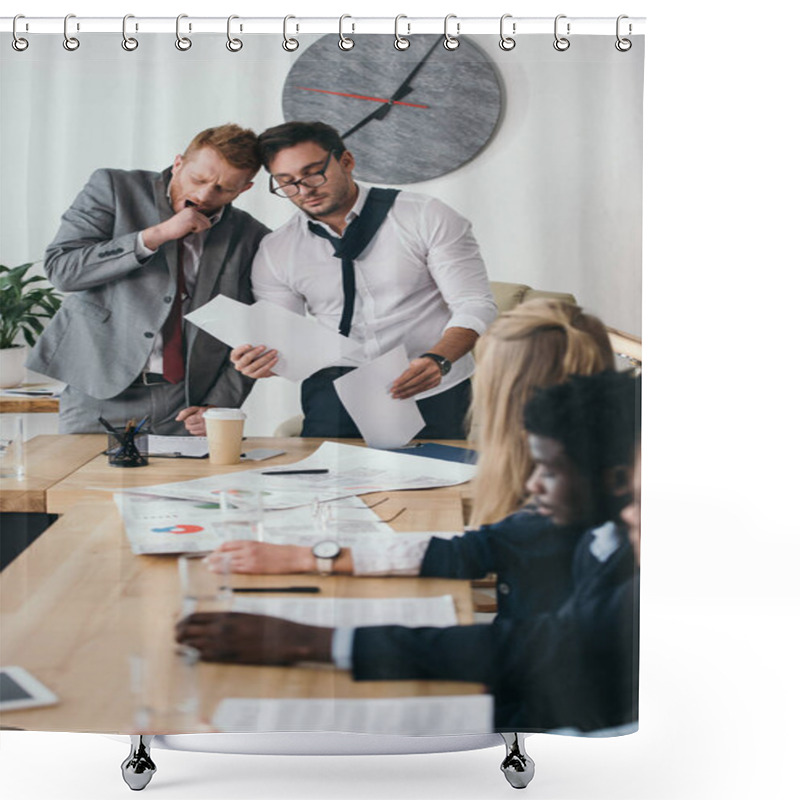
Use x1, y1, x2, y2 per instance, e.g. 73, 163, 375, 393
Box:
98, 416, 125, 445
261, 469, 329, 476
231, 586, 321, 594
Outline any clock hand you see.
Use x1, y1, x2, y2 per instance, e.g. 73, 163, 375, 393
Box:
389, 37, 441, 102
341, 37, 441, 140
295, 86, 429, 109
341, 102, 394, 139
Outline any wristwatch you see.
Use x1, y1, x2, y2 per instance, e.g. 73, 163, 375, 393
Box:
311, 540, 342, 575
420, 352, 452, 376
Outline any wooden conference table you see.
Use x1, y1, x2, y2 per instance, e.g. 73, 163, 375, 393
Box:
0, 435, 482, 733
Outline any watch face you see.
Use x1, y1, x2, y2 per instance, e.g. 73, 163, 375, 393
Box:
282, 34, 503, 184
312, 540, 341, 559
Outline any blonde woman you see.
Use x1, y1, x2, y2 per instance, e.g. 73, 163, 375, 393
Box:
468, 298, 614, 527
207, 298, 614, 578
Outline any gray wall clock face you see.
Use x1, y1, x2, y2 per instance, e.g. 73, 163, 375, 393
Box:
282, 34, 503, 184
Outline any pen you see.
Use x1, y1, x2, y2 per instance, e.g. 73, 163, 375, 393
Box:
231, 586, 321, 594
261, 469, 330, 476
98, 416, 125, 445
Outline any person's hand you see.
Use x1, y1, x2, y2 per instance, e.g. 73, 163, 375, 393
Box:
230, 344, 280, 379
390, 357, 443, 399
206, 541, 315, 575
175, 406, 212, 436
142, 207, 212, 249
175, 612, 333, 665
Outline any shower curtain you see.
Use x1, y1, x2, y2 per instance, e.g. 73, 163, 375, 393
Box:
0, 24, 643, 740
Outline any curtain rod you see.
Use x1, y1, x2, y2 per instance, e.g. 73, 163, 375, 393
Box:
1, 16, 646, 36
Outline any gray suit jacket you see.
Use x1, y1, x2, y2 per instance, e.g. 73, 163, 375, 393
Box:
27, 167, 268, 405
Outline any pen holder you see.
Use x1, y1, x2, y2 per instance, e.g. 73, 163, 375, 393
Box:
107, 428, 149, 468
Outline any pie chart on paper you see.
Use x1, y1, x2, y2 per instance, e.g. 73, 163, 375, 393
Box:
151, 524, 205, 535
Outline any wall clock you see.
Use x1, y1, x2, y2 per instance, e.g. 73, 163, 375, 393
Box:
282, 34, 503, 184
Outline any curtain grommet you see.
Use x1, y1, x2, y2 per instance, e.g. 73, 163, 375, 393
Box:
175, 14, 192, 51
553, 14, 570, 52
121, 14, 139, 51
615, 15, 632, 51
499, 14, 516, 51
394, 15, 411, 51
12, 15, 29, 51
63, 13, 80, 51
338, 15, 355, 51
443, 14, 460, 51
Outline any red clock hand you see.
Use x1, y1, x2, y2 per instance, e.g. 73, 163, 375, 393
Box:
295, 86, 429, 110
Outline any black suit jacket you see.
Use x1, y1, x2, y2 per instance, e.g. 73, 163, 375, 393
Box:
420, 508, 584, 622
352, 525, 639, 733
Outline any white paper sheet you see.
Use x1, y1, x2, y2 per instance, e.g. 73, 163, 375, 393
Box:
256, 441, 478, 493
333, 345, 425, 449
147, 435, 210, 458
231, 594, 459, 628
112, 442, 475, 514
185, 296, 363, 382
211, 695, 494, 735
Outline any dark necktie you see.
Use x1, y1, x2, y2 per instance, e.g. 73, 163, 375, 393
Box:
307, 187, 400, 338
162, 240, 186, 383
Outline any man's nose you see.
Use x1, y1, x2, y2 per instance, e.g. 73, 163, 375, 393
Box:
525, 466, 542, 496
194, 185, 215, 204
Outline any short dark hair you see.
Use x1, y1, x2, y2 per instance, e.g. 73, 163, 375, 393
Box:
524, 370, 641, 478
257, 121, 347, 171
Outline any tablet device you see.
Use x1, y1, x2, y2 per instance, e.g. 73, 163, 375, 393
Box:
0, 666, 59, 711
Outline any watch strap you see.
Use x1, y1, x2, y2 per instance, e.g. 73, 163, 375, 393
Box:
420, 352, 451, 375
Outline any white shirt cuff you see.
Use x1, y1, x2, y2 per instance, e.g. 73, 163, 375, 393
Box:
331, 627, 355, 670
446, 311, 495, 337
135, 232, 157, 261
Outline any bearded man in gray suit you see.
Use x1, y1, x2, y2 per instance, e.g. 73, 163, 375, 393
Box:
27, 124, 269, 435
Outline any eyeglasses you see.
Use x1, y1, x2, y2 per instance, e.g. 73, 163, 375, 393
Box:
269, 151, 335, 198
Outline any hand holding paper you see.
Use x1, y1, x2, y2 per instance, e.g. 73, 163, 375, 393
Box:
334, 346, 425, 449
185, 296, 363, 383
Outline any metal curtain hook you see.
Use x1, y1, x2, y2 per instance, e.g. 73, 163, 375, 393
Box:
175, 14, 192, 51
394, 14, 410, 51
63, 13, 80, 51
226, 15, 242, 52
615, 14, 632, 51
282, 15, 299, 51
443, 13, 460, 51
553, 14, 570, 51
339, 14, 354, 50
122, 14, 139, 51
12, 14, 29, 51
499, 14, 516, 51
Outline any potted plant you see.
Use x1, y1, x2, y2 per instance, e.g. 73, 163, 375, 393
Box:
0, 263, 62, 389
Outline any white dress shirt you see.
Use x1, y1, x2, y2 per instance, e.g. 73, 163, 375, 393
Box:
135, 197, 223, 375
251, 184, 497, 398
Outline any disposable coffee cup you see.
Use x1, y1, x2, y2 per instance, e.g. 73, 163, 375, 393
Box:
203, 408, 246, 465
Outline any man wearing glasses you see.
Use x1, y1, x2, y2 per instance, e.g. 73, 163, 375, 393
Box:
232, 121, 496, 438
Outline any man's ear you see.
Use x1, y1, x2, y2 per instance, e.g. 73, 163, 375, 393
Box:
339, 150, 356, 173
604, 465, 633, 498
172, 153, 184, 173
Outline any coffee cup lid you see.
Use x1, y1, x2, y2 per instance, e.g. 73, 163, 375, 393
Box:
202, 408, 246, 421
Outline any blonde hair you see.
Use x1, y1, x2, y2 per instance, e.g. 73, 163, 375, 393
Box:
468, 298, 615, 528
183, 124, 261, 173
